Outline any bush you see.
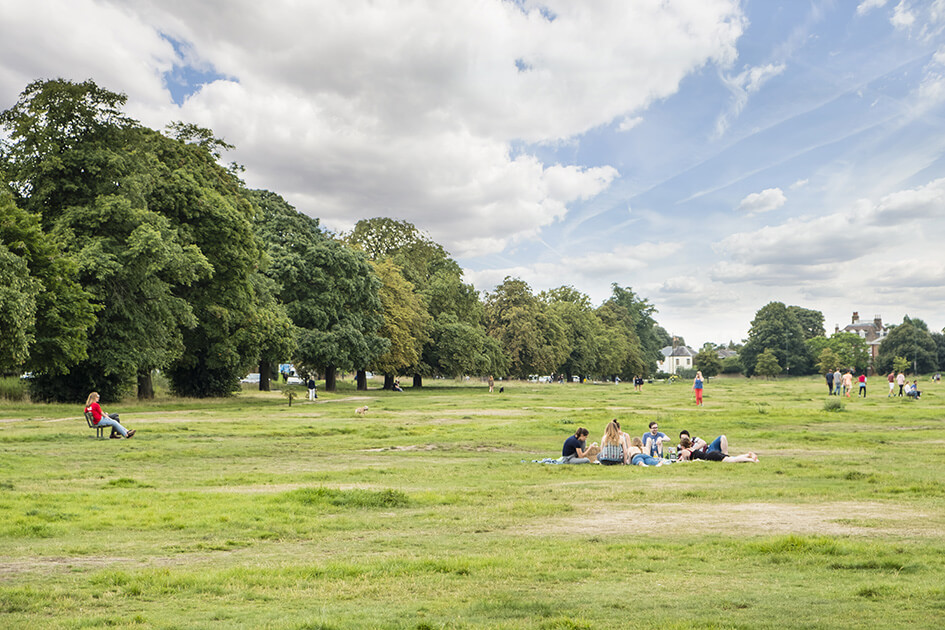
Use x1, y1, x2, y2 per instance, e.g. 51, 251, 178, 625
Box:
823, 398, 844, 412
721, 356, 742, 374
676, 368, 697, 380
0, 376, 28, 401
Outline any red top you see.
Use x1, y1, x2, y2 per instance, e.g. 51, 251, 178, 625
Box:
858, 374, 866, 384
85, 402, 104, 424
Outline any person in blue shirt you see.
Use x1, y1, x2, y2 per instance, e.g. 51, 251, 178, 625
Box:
641, 421, 669, 457
693, 371, 704, 406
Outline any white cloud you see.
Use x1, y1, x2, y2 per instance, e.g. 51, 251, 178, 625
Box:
717, 178, 945, 283
891, 1, 916, 29
790, 178, 809, 189
736, 187, 787, 215
618, 116, 644, 132
0, 0, 746, 258
856, 0, 889, 16
715, 62, 786, 136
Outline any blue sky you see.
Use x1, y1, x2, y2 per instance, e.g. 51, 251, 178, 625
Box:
3, 0, 945, 345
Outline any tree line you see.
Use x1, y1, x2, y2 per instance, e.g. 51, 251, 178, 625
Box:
727, 302, 945, 378
0, 79, 673, 401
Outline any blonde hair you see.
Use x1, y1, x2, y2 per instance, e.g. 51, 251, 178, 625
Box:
630, 436, 643, 448
85, 392, 99, 407
602, 421, 621, 446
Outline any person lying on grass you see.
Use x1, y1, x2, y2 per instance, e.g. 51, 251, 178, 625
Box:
676, 431, 756, 463
627, 436, 665, 466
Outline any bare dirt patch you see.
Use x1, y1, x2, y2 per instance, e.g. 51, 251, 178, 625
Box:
521, 501, 942, 538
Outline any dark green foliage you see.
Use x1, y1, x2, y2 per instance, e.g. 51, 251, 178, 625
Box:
2, 79, 285, 399
484, 277, 568, 378
741, 302, 813, 376
788, 305, 825, 340
693, 347, 722, 377
876, 316, 938, 374
601, 284, 660, 374
252, 190, 386, 388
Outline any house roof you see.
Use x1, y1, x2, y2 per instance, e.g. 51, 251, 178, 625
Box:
661, 345, 694, 357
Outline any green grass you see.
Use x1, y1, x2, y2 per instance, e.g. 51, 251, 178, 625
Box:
1, 375, 944, 628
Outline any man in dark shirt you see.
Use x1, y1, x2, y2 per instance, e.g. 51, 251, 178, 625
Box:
561, 427, 594, 464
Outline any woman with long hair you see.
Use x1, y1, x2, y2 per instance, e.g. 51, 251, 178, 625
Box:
597, 420, 627, 465
84, 392, 135, 439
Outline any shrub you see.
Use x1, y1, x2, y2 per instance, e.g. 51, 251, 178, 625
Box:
0, 376, 28, 401
823, 397, 844, 412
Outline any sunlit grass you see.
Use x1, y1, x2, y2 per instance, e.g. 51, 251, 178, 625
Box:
1, 375, 944, 628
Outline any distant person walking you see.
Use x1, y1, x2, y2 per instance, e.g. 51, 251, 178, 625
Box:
306, 376, 318, 401
897, 371, 906, 397
825, 370, 835, 395
887, 370, 896, 397
833, 369, 842, 395
634, 376, 644, 392
693, 371, 705, 406
488, 375, 494, 393
841, 371, 853, 397
858, 373, 867, 397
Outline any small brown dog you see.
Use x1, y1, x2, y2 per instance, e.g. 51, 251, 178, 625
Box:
355, 405, 369, 416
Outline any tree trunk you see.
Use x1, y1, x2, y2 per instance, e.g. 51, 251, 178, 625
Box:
413, 373, 422, 388
137, 369, 154, 400
325, 365, 337, 391
383, 374, 394, 390
356, 369, 367, 390
258, 360, 271, 391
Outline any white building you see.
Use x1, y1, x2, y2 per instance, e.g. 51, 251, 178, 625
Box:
657, 345, 695, 375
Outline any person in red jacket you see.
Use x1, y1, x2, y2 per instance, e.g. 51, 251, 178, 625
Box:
84, 392, 135, 438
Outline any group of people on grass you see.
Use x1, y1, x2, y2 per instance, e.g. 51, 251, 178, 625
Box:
559, 419, 757, 466
826, 369, 925, 399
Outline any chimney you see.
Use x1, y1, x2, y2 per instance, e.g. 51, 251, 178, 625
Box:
874, 315, 882, 329
851, 311, 859, 324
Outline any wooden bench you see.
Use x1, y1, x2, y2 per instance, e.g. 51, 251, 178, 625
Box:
85, 411, 106, 439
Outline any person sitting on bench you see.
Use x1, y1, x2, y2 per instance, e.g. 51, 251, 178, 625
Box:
84, 392, 135, 439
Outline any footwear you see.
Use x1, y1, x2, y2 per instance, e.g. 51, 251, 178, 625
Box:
110, 433, 121, 439
126, 430, 136, 438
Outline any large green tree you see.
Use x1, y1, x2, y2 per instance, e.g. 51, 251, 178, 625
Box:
541, 286, 606, 381
788, 306, 825, 340
1, 80, 217, 400
0, 242, 37, 373
876, 316, 938, 374
369, 259, 431, 389
602, 284, 662, 374
0, 192, 95, 379
484, 277, 567, 378
740, 302, 812, 377
806, 332, 869, 373
345, 217, 504, 386
251, 190, 386, 391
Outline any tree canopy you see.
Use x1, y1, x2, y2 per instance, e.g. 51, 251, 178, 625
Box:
876, 316, 938, 374
740, 302, 812, 377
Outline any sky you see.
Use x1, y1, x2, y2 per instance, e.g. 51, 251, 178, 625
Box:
3, 0, 945, 346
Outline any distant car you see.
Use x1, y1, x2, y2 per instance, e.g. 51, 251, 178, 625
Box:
286, 376, 303, 385
240, 373, 260, 384
538, 375, 551, 383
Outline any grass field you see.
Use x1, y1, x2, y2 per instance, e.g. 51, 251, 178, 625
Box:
1, 375, 944, 629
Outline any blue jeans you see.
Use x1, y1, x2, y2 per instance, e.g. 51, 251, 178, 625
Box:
631, 453, 661, 466
707, 436, 724, 453
95, 414, 128, 437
